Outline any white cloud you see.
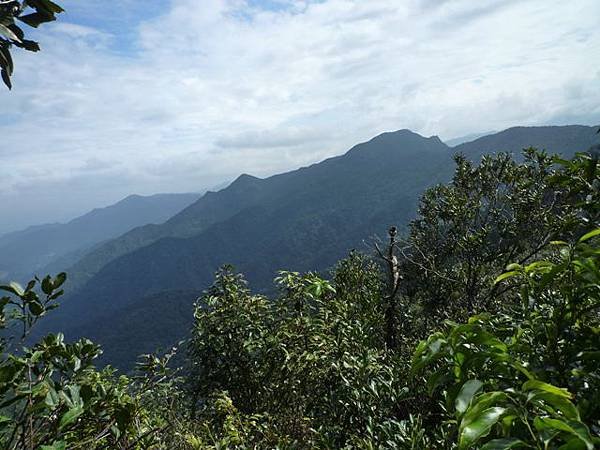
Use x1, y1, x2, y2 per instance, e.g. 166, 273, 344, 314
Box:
0, 0, 599, 231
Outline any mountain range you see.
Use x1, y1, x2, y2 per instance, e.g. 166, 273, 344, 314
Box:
31, 125, 599, 369
0, 193, 201, 283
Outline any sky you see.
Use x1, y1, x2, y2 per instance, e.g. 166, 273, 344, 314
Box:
1, 0, 599, 233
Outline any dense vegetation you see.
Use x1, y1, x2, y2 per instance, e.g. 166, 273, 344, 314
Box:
1, 149, 598, 448
37, 125, 600, 369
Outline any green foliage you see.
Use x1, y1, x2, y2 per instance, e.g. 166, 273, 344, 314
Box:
412, 229, 600, 449
1, 148, 598, 448
0, 0, 64, 89
181, 149, 599, 449
0, 274, 180, 449
399, 150, 598, 337
43, 127, 598, 369
186, 254, 413, 448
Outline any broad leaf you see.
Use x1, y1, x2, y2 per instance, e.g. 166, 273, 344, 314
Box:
459, 406, 506, 449
456, 380, 483, 415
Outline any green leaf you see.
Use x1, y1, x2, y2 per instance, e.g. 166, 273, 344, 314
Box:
411, 333, 447, 374
480, 438, 526, 450
522, 380, 572, 399
53, 272, 67, 289
533, 418, 594, 450
456, 380, 483, 415
524, 260, 554, 273
45, 388, 60, 408
28, 300, 44, 316
579, 228, 600, 243
558, 437, 588, 450
459, 406, 506, 449
59, 406, 83, 430
40, 442, 66, 450
494, 271, 519, 284
41, 276, 53, 295
528, 391, 579, 421
426, 367, 452, 395
0, 415, 12, 425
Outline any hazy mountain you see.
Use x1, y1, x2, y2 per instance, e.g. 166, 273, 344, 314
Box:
445, 131, 496, 147
454, 125, 598, 158
38, 125, 599, 369
0, 193, 201, 282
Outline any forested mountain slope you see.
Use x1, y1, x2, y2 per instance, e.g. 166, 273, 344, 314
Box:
453, 124, 597, 159
0, 193, 200, 282
41, 125, 599, 368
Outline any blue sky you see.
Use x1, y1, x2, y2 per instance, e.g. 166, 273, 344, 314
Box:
0, 0, 599, 232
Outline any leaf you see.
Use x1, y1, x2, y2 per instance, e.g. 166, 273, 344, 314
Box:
45, 388, 60, 408
2, 67, 12, 90
59, 406, 83, 430
558, 437, 589, 450
522, 380, 572, 399
426, 367, 452, 394
0, 45, 13, 75
14, 39, 40, 52
528, 391, 579, 421
41, 276, 53, 295
455, 380, 483, 415
53, 272, 67, 288
494, 271, 519, 284
37, 0, 65, 14
0, 24, 22, 43
461, 392, 508, 431
579, 228, 600, 243
480, 438, 526, 450
0, 415, 12, 425
40, 442, 66, 450
0, 282, 24, 296
459, 406, 506, 449
411, 334, 446, 374
524, 260, 554, 274
28, 300, 44, 316
17, 11, 55, 28
533, 418, 594, 450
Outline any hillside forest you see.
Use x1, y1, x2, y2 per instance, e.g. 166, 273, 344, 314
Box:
0, 148, 598, 449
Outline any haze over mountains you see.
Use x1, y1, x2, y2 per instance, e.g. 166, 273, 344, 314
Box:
27, 125, 600, 368
0, 193, 200, 283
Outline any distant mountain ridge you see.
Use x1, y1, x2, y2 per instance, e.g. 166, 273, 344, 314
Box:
36, 125, 599, 369
0, 193, 201, 282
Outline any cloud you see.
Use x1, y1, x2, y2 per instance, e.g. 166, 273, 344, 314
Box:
215, 127, 326, 149
0, 0, 599, 232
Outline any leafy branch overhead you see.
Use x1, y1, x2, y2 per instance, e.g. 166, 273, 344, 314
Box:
0, 0, 64, 89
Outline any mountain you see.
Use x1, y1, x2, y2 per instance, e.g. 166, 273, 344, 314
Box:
445, 131, 495, 147
38, 125, 599, 369
453, 125, 598, 158
0, 193, 201, 282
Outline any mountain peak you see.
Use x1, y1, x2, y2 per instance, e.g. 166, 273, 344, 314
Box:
231, 173, 260, 186
346, 129, 448, 158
